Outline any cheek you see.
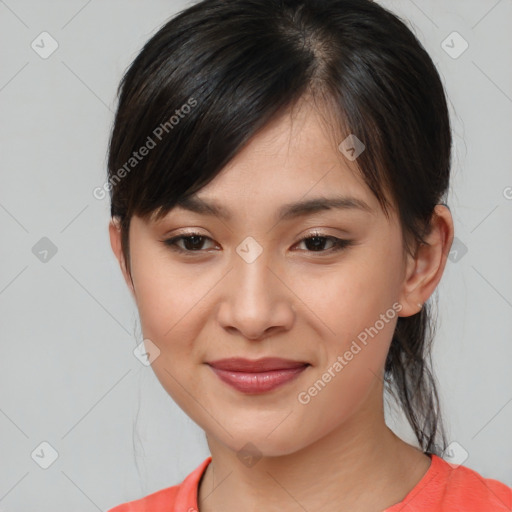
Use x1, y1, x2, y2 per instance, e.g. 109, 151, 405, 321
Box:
130, 245, 211, 341
294, 257, 400, 340
290, 240, 403, 381
128, 246, 232, 398
129, 248, 214, 412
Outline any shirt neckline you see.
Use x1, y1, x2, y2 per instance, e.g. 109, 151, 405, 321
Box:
179, 452, 443, 512
383, 452, 444, 511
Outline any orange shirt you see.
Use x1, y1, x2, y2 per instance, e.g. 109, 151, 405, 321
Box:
107, 453, 512, 511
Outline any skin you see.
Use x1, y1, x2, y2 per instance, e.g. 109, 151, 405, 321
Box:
109, 98, 454, 512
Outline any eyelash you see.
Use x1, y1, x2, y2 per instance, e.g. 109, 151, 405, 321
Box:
162, 231, 354, 255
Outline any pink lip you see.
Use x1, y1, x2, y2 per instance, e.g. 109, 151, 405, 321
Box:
207, 357, 309, 372
206, 358, 309, 393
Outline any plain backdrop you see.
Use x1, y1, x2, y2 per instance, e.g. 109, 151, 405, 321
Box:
0, 0, 511, 510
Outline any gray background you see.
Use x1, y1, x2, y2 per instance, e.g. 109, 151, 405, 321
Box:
1, 0, 511, 510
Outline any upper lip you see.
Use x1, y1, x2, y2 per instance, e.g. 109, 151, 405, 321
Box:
207, 357, 309, 372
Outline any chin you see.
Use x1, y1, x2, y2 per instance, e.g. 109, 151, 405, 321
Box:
212, 424, 312, 461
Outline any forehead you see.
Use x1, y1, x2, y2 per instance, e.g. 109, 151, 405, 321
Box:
146, 99, 396, 229
188, 102, 377, 210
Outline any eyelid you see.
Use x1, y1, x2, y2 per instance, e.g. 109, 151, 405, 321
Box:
163, 231, 217, 253
293, 231, 354, 253
162, 229, 354, 255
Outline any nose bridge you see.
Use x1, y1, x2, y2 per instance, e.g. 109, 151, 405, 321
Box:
233, 239, 275, 306
217, 237, 293, 338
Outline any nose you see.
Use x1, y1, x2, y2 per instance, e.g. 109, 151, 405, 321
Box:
216, 253, 295, 341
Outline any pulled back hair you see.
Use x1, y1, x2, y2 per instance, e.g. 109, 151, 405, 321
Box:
107, 0, 451, 455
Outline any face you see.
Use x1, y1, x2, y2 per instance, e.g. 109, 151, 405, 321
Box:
111, 100, 421, 457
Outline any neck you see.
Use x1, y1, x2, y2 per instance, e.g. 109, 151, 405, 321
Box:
198, 387, 431, 512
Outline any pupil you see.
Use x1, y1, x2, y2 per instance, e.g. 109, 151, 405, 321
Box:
307, 236, 324, 251
186, 236, 203, 250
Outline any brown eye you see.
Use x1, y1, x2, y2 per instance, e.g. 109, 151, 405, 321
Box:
163, 233, 216, 252
295, 234, 353, 253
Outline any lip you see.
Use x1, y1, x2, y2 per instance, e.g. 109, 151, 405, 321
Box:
207, 357, 309, 372
206, 358, 310, 394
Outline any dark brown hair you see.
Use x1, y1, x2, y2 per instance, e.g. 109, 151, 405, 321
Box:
107, 0, 451, 455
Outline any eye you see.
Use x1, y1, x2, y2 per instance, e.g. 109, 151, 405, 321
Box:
294, 232, 354, 253
162, 231, 354, 255
163, 232, 217, 253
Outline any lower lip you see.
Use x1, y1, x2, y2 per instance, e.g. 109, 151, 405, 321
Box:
209, 365, 309, 393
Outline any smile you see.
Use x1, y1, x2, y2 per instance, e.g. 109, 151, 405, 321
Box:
207, 365, 309, 393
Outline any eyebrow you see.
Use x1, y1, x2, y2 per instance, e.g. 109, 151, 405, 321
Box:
175, 194, 373, 221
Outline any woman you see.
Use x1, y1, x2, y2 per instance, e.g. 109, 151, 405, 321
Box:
105, 0, 512, 510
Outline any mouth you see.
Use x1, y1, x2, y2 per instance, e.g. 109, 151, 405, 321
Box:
206, 357, 310, 394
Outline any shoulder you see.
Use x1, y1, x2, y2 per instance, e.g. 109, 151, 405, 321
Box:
106, 456, 212, 512
421, 454, 512, 511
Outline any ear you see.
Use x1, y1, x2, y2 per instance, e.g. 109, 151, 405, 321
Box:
108, 217, 135, 297
398, 204, 454, 317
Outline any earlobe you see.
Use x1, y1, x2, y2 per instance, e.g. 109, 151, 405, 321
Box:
398, 205, 454, 317
108, 218, 135, 297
